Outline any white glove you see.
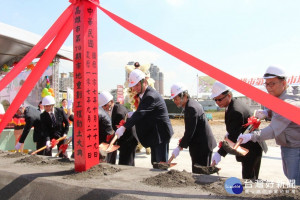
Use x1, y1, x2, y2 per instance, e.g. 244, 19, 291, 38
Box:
255, 109, 268, 120
212, 152, 221, 165
46, 140, 51, 149
67, 99, 73, 109
63, 134, 67, 138
224, 132, 229, 139
127, 111, 134, 118
237, 133, 253, 144
15, 142, 22, 150
172, 146, 181, 158
115, 126, 126, 139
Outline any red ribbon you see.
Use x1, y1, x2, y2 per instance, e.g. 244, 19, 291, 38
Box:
116, 119, 126, 129
51, 139, 59, 148
0, 15, 73, 135
98, 6, 300, 126
59, 144, 69, 153
243, 116, 261, 132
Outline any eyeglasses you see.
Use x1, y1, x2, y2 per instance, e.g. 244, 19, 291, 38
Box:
214, 94, 228, 102
264, 81, 280, 87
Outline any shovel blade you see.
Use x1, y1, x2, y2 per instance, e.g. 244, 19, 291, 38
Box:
99, 142, 120, 153
224, 138, 249, 156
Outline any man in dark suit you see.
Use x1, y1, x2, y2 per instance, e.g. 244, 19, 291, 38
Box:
98, 91, 138, 165
115, 69, 174, 167
211, 82, 262, 179
15, 105, 46, 155
40, 95, 69, 157
170, 83, 217, 173
112, 103, 138, 166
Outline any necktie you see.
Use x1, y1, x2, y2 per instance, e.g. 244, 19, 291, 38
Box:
50, 113, 56, 127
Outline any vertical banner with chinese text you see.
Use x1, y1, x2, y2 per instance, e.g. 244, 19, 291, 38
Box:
73, 0, 99, 172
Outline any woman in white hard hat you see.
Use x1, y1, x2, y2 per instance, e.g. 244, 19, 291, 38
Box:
170, 83, 217, 173
211, 81, 263, 180
115, 69, 174, 167
40, 95, 69, 157
238, 65, 300, 185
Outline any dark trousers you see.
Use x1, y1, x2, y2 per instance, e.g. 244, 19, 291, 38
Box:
150, 142, 169, 165
36, 139, 48, 156
189, 144, 212, 173
241, 154, 262, 179
118, 144, 137, 166
238, 142, 263, 179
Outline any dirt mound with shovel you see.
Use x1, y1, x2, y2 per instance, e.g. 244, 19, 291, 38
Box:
143, 169, 197, 188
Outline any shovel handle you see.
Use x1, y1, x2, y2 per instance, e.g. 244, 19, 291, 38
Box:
31, 136, 67, 155
106, 135, 118, 152
233, 138, 243, 150
167, 154, 175, 164
211, 160, 216, 167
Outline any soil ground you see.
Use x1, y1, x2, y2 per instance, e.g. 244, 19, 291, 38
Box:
0, 119, 298, 200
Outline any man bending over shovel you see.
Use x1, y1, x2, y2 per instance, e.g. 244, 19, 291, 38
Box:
211, 82, 263, 180
169, 83, 217, 173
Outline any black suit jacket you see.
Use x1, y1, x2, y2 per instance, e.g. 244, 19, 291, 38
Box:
40, 107, 69, 141
19, 106, 43, 143
112, 103, 137, 147
218, 98, 262, 159
179, 99, 217, 151
124, 86, 174, 147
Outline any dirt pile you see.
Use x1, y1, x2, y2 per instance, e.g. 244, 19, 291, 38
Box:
143, 169, 197, 188
3, 152, 26, 158
14, 156, 73, 166
64, 163, 121, 180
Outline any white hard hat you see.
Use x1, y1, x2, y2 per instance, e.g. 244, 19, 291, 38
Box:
211, 82, 229, 98
98, 91, 113, 107
0, 104, 5, 114
128, 69, 145, 87
263, 65, 286, 79
42, 95, 55, 106
170, 83, 187, 99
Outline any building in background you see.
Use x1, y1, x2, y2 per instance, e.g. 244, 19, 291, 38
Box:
149, 63, 164, 95
59, 72, 74, 101
125, 62, 165, 96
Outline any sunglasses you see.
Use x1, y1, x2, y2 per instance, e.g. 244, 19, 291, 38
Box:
214, 94, 228, 102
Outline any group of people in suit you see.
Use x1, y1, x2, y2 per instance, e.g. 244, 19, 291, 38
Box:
15, 96, 69, 157
14, 65, 299, 185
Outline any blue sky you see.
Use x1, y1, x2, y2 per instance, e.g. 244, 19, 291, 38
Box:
1, 0, 300, 96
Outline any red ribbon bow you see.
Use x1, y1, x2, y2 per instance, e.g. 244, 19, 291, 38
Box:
243, 116, 261, 132
178, 138, 182, 145
59, 144, 69, 153
51, 139, 59, 148
116, 119, 126, 129
106, 134, 114, 143
218, 141, 223, 148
